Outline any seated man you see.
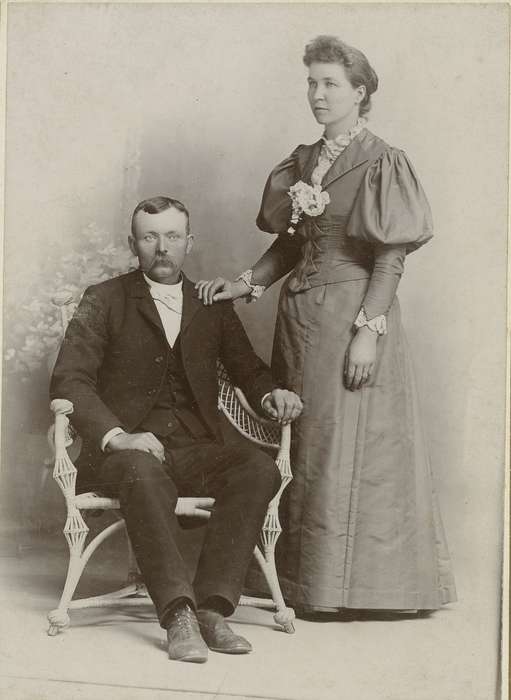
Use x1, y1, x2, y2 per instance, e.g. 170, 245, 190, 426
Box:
50, 196, 302, 663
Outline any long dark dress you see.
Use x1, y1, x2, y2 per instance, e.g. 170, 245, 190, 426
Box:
252, 128, 456, 611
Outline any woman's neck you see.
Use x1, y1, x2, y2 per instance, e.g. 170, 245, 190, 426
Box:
324, 113, 360, 140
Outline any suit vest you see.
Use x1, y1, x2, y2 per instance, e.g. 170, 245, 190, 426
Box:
138, 336, 210, 444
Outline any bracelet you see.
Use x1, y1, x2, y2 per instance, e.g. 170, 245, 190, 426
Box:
235, 269, 266, 303
354, 307, 387, 336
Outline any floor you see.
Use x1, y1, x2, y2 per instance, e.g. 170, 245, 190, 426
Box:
0, 525, 502, 700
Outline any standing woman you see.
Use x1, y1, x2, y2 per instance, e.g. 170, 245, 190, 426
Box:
197, 36, 456, 614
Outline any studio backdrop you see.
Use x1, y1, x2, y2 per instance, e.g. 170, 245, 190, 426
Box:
2, 3, 508, 695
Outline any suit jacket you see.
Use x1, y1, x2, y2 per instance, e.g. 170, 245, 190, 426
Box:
50, 270, 276, 481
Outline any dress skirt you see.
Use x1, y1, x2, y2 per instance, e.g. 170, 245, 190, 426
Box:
270, 276, 457, 612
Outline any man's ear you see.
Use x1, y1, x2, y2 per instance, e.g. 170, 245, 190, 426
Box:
128, 235, 137, 257
186, 234, 194, 255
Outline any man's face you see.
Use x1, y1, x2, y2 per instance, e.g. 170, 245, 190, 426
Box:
129, 206, 193, 284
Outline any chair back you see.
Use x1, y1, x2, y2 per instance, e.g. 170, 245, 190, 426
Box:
52, 292, 78, 335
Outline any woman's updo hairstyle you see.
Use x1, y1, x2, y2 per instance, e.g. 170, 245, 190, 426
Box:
303, 35, 378, 117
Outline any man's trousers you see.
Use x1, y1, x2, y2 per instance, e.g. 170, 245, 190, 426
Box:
97, 437, 280, 627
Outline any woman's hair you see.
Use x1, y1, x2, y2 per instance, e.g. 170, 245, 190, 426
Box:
303, 35, 378, 117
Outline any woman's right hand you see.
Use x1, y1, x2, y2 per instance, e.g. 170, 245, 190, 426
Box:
344, 326, 378, 391
195, 277, 250, 305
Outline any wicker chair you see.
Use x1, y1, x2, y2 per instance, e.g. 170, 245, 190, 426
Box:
47, 293, 295, 636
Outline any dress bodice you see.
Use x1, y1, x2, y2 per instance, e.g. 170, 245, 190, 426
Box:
256, 129, 433, 293
286, 216, 373, 293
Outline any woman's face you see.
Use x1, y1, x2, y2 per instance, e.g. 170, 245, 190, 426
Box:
307, 62, 365, 134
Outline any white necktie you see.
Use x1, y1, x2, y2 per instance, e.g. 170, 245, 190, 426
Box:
150, 290, 182, 314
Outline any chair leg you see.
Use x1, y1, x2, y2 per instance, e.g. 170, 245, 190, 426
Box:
253, 502, 296, 633
47, 527, 88, 636
253, 543, 295, 634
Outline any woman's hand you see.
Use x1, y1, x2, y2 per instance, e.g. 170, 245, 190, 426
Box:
344, 326, 378, 391
195, 278, 250, 305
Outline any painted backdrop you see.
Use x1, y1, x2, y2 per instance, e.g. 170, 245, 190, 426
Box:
2, 4, 508, 697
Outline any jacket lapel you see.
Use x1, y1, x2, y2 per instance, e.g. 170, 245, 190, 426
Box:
126, 269, 202, 340
180, 276, 202, 335
126, 269, 165, 336
321, 130, 370, 189
296, 140, 322, 184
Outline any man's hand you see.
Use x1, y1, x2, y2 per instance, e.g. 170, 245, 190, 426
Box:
262, 389, 303, 425
107, 432, 165, 463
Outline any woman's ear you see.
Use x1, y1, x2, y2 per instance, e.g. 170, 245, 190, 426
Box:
356, 84, 367, 105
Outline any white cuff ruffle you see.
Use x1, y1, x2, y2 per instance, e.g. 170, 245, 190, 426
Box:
236, 269, 266, 303
354, 307, 387, 335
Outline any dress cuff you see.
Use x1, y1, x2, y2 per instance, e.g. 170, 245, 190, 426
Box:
236, 269, 266, 303
101, 427, 125, 452
354, 307, 387, 336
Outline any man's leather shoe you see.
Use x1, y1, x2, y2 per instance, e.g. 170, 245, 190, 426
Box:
197, 609, 252, 654
166, 604, 208, 663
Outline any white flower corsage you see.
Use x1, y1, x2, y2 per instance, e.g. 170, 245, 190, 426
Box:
287, 181, 330, 235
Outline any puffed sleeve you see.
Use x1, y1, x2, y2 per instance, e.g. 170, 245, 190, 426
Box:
248, 146, 304, 289
346, 149, 434, 326
346, 148, 433, 252
256, 146, 302, 234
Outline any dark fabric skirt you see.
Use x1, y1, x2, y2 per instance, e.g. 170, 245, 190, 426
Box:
266, 277, 456, 612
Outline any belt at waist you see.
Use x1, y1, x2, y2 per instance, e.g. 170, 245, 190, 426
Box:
286, 265, 371, 292
288, 220, 373, 293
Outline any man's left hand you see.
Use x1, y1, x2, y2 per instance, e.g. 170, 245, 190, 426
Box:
263, 389, 303, 425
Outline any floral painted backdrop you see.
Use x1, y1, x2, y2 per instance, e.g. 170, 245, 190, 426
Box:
2, 125, 141, 537
2, 224, 137, 536
4, 223, 135, 378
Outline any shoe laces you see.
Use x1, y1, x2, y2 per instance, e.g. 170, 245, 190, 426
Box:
174, 605, 195, 633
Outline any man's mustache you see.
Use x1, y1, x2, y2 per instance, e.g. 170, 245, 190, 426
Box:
151, 255, 174, 266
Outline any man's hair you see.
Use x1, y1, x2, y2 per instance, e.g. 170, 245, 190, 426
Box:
131, 196, 190, 235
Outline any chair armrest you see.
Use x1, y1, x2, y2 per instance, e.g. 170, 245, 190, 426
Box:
232, 385, 272, 425
230, 384, 292, 484
216, 362, 281, 446
216, 364, 292, 488
50, 398, 79, 502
